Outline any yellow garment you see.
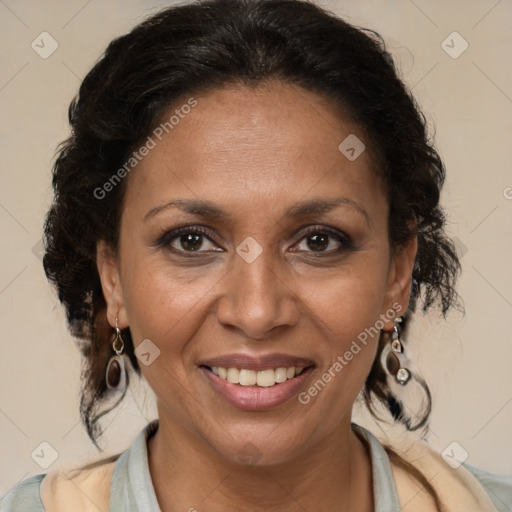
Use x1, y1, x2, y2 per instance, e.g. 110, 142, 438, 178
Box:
389, 438, 498, 511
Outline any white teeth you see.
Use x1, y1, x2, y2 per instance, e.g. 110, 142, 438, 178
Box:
239, 369, 257, 386
209, 366, 308, 387
256, 369, 275, 387
274, 368, 288, 383
227, 367, 240, 384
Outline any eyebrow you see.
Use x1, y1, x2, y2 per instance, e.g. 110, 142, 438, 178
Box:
143, 197, 370, 225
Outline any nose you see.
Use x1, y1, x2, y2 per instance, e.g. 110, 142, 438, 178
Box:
215, 246, 300, 340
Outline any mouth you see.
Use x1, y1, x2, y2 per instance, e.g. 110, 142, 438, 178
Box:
199, 356, 316, 411
204, 365, 311, 387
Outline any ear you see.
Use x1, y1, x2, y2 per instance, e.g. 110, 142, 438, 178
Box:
382, 234, 418, 327
96, 240, 128, 329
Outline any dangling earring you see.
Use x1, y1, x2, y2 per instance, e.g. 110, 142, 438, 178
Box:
106, 318, 126, 391
384, 316, 410, 385
379, 314, 432, 431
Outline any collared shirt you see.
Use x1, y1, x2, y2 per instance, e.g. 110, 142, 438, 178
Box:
2, 420, 511, 511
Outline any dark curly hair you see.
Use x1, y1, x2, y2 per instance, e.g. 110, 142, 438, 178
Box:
43, 0, 460, 472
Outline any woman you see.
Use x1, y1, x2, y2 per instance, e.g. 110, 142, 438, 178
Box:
2, 0, 510, 510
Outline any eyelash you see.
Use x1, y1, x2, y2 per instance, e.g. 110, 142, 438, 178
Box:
155, 224, 355, 257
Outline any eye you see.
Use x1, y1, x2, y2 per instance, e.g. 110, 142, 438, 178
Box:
292, 226, 350, 254
158, 226, 222, 254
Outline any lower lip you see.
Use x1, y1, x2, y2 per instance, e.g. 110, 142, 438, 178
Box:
201, 366, 314, 411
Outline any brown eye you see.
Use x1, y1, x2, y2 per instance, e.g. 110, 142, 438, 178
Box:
170, 231, 219, 252
294, 228, 346, 254
178, 233, 204, 251
305, 233, 330, 252
157, 226, 221, 254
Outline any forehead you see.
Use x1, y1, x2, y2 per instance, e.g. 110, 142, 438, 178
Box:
122, 82, 385, 221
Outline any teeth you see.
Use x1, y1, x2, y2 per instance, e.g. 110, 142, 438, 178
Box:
210, 366, 307, 387
227, 368, 240, 384
274, 367, 288, 383
256, 369, 275, 387
239, 369, 257, 386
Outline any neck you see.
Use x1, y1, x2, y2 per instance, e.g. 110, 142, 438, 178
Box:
147, 409, 373, 512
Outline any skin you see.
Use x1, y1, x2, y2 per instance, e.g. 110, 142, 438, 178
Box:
97, 81, 417, 511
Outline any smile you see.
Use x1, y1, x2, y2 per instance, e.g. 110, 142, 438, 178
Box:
200, 363, 315, 411
209, 366, 307, 387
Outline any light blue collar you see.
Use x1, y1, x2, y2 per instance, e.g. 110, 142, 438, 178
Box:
110, 419, 161, 511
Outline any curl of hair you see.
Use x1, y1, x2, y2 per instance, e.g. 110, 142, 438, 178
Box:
43, 0, 461, 452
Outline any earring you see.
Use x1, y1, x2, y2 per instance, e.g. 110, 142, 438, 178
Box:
106, 318, 126, 391
379, 314, 432, 431
385, 316, 410, 385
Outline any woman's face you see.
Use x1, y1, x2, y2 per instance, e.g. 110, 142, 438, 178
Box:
98, 81, 416, 465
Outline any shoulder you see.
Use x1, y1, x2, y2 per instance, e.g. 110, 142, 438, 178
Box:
464, 463, 512, 512
1, 473, 46, 511
38, 459, 117, 512
1, 458, 119, 512
357, 425, 508, 512
393, 438, 510, 512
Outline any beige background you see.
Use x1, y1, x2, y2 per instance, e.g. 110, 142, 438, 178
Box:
1, 0, 511, 495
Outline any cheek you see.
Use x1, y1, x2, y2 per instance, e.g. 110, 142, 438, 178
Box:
294, 260, 389, 399
121, 262, 215, 344
299, 260, 389, 342
119, 263, 214, 410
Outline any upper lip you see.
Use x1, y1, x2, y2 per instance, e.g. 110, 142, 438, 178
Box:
199, 353, 316, 371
